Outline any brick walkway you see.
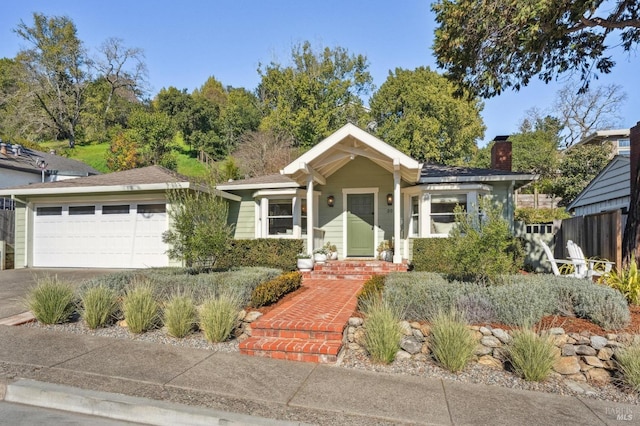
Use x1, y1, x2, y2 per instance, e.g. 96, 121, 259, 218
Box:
239, 278, 365, 363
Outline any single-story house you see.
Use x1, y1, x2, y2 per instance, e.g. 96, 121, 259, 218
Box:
0, 166, 239, 268
217, 123, 536, 263
1, 124, 535, 269
567, 155, 630, 216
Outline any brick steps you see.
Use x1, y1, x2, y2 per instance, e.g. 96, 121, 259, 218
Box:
303, 260, 408, 280
240, 337, 343, 363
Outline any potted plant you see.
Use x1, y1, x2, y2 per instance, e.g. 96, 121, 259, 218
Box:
313, 247, 329, 264
325, 242, 338, 260
296, 253, 314, 271
377, 240, 393, 262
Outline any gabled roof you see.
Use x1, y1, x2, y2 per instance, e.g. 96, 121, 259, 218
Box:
216, 173, 298, 191
567, 155, 630, 211
0, 145, 100, 176
420, 163, 536, 187
573, 129, 630, 147
0, 165, 240, 201
281, 123, 422, 184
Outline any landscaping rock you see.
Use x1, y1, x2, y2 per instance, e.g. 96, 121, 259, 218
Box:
586, 368, 611, 384
400, 336, 422, 355
597, 347, 614, 361
550, 334, 569, 346
579, 360, 594, 372
477, 355, 502, 369
479, 326, 492, 336
237, 309, 247, 321
395, 350, 412, 361
244, 311, 263, 323
561, 344, 576, 357
548, 327, 565, 335
475, 344, 493, 356
481, 336, 501, 348
583, 356, 604, 368
419, 324, 431, 336
413, 353, 429, 362
553, 356, 581, 375
410, 321, 422, 330
492, 328, 511, 344
602, 360, 617, 370
353, 328, 367, 347
492, 347, 509, 362
575, 345, 597, 356
590, 336, 608, 350
412, 329, 425, 342
606, 340, 624, 348
566, 373, 587, 382
605, 333, 618, 341
399, 321, 412, 336
348, 317, 363, 327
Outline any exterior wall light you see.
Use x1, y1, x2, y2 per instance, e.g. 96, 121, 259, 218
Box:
327, 195, 335, 207
386, 193, 393, 206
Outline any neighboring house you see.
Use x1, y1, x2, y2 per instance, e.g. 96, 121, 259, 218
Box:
0, 166, 239, 269
0, 142, 100, 188
572, 129, 631, 156
567, 155, 630, 216
217, 124, 536, 264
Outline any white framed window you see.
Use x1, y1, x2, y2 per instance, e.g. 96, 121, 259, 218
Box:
410, 195, 419, 237
430, 194, 466, 235
301, 198, 307, 235
268, 199, 293, 236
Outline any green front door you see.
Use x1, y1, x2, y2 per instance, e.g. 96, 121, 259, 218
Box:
347, 193, 375, 257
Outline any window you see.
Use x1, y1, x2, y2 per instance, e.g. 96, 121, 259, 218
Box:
618, 139, 630, 147
103, 205, 130, 215
69, 205, 95, 215
410, 196, 419, 236
37, 206, 62, 216
0, 198, 15, 210
137, 204, 166, 214
268, 199, 293, 236
301, 199, 307, 235
430, 194, 466, 235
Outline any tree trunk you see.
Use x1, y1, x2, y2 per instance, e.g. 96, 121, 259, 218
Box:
622, 160, 640, 265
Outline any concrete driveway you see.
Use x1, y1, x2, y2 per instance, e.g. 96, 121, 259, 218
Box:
0, 269, 124, 319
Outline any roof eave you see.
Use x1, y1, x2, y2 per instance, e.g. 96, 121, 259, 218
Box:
216, 181, 300, 191
0, 181, 192, 197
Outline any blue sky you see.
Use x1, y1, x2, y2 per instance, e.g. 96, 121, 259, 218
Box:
1, 0, 638, 147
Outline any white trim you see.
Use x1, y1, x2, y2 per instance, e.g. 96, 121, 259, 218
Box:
0, 182, 192, 197
420, 174, 536, 184
342, 187, 379, 258
216, 181, 299, 191
402, 183, 494, 193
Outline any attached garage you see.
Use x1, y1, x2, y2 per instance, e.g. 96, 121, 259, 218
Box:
0, 166, 241, 269
33, 202, 168, 268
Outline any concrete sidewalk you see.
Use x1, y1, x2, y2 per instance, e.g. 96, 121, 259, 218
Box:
0, 326, 638, 425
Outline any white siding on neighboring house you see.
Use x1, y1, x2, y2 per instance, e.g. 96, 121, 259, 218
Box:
0, 168, 40, 189
568, 156, 630, 216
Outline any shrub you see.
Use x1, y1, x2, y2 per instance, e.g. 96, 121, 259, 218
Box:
507, 329, 557, 382
601, 257, 640, 305
487, 281, 556, 327
572, 284, 630, 330
514, 207, 570, 223
200, 290, 241, 343
383, 272, 456, 320
456, 292, 496, 324
217, 239, 304, 272
250, 272, 302, 308
357, 275, 385, 309
447, 199, 523, 284
616, 344, 640, 392
122, 281, 159, 333
362, 298, 402, 364
77, 270, 136, 298
411, 238, 455, 273
80, 286, 118, 329
163, 294, 198, 338
429, 309, 476, 373
26, 275, 76, 324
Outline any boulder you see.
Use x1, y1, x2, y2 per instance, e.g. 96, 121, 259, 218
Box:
395, 350, 412, 361
590, 336, 608, 350
412, 329, 425, 342
353, 328, 367, 346
400, 336, 422, 355
582, 356, 604, 368
586, 368, 611, 384
492, 328, 511, 344
575, 345, 597, 356
561, 344, 576, 357
597, 347, 614, 361
399, 321, 413, 336
479, 326, 492, 336
477, 355, 502, 369
474, 344, 493, 356
481, 336, 501, 348
548, 327, 565, 335
553, 356, 581, 375
244, 311, 263, 323
348, 317, 363, 327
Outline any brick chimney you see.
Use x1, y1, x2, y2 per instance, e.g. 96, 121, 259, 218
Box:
630, 122, 640, 194
491, 136, 512, 171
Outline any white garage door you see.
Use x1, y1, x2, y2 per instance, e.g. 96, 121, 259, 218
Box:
33, 203, 169, 268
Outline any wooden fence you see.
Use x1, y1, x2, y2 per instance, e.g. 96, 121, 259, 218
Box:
554, 210, 624, 270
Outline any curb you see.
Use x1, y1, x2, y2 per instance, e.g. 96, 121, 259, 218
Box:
4, 379, 304, 426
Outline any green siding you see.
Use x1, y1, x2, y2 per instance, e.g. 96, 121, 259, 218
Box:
14, 204, 26, 268
228, 190, 256, 239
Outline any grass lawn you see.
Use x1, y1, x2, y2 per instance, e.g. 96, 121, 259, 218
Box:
39, 140, 210, 177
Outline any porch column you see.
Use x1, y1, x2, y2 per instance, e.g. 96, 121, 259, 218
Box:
306, 175, 314, 255
393, 159, 402, 264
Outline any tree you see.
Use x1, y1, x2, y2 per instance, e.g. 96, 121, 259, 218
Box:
432, 0, 640, 98
219, 88, 261, 153
232, 130, 297, 178
163, 177, 233, 269
125, 109, 177, 169
258, 41, 373, 148
554, 82, 627, 148
552, 143, 612, 206
368, 66, 485, 164
105, 129, 142, 171
14, 13, 92, 147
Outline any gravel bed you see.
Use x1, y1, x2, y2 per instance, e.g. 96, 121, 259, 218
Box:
23, 320, 640, 407
338, 348, 640, 406
24, 320, 239, 352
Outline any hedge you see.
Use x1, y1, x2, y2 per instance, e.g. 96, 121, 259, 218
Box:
410, 238, 455, 273
250, 271, 302, 308
216, 239, 304, 271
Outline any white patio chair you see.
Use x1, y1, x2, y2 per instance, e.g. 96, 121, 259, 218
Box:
539, 240, 578, 277
566, 240, 615, 279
